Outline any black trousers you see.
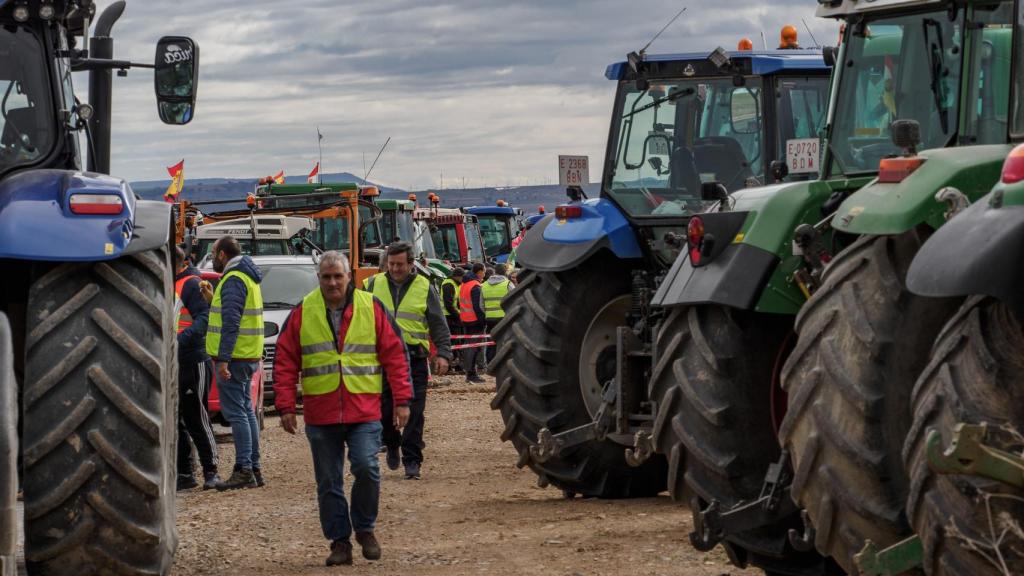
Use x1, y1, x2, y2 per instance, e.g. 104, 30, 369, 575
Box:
381, 356, 429, 466
485, 318, 500, 364
177, 358, 219, 476
461, 322, 485, 378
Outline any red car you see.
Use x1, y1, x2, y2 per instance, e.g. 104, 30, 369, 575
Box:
200, 270, 266, 430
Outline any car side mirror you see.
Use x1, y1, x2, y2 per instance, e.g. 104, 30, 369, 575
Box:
700, 182, 729, 202
155, 36, 200, 125
264, 322, 280, 338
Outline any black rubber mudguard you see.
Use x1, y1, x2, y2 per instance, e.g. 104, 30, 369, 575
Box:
652, 242, 778, 310
123, 200, 173, 255
517, 217, 620, 272
908, 197, 1024, 315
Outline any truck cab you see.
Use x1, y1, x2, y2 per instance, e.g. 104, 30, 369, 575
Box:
192, 214, 317, 263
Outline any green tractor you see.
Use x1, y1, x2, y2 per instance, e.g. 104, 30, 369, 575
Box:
652, 0, 1018, 573
897, 144, 1024, 576
375, 197, 451, 286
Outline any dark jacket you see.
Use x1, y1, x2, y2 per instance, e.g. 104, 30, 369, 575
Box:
462, 272, 486, 326
366, 272, 453, 360
216, 255, 263, 362
273, 285, 413, 425
176, 265, 210, 365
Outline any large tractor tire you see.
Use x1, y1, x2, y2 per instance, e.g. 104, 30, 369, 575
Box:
490, 259, 667, 498
22, 247, 178, 575
779, 231, 960, 573
650, 306, 833, 575
904, 296, 1024, 576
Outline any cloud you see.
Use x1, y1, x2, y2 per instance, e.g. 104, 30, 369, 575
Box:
90, 0, 838, 190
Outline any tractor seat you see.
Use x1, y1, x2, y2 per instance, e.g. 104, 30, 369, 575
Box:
1, 107, 45, 152
669, 145, 701, 197
693, 137, 754, 191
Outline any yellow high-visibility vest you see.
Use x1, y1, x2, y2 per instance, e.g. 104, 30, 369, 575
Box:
206, 270, 264, 359
441, 278, 459, 313
368, 273, 431, 350
300, 288, 381, 396
480, 279, 511, 320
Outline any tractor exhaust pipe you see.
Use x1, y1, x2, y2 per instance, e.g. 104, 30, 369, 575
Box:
87, 1, 126, 175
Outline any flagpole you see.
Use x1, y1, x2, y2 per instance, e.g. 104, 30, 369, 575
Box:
317, 126, 323, 185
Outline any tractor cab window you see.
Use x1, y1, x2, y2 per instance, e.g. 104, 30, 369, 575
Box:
432, 225, 461, 263
829, 11, 964, 175
0, 26, 54, 174
607, 76, 764, 217
465, 222, 485, 262
478, 215, 513, 258
1014, 0, 1024, 136
961, 1, 1014, 145
776, 76, 830, 180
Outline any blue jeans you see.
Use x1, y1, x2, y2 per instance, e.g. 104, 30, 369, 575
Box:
217, 361, 261, 470
306, 421, 383, 542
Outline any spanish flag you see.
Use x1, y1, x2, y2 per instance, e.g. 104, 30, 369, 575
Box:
164, 160, 185, 203
273, 170, 285, 185
307, 162, 319, 184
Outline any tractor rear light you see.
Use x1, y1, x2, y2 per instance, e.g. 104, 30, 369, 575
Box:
687, 216, 705, 265
1001, 144, 1024, 184
69, 194, 124, 215
555, 205, 583, 219
878, 157, 924, 183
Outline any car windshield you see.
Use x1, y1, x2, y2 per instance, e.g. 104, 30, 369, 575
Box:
259, 263, 319, 308
829, 12, 966, 174
194, 238, 290, 260
607, 76, 765, 217
0, 25, 54, 174
477, 215, 513, 257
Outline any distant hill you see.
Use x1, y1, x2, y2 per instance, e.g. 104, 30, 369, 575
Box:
131, 172, 599, 214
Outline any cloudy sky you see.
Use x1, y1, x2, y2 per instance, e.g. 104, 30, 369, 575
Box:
100, 0, 838, 190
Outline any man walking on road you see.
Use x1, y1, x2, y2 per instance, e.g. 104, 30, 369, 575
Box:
459, 263, 487, 383
275, 251, 413, 566
365, 242, 452, 480
480, 263, 514, 365
206, 236, 266, 491
174, 247, 220, 491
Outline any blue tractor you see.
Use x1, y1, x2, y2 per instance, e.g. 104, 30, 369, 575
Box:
463, 203, 524, 264
0, 1, 198, 573
490, 45, 831, 503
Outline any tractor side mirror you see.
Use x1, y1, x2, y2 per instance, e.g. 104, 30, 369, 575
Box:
700, 181, 729, 203
154, 36, 200, 125
822, 46, 838, 68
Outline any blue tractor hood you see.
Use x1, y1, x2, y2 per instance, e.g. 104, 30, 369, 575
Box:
0, 169, 139, 261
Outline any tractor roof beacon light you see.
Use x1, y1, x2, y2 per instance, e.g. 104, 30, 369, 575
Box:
738, 37, 754, 51
1001, 144, 1024, 184
538, 205, 546, 214
408, 193, 417, 203
497, 199, 507, 207
687, 216, 705, 265
780, 25, 799, 49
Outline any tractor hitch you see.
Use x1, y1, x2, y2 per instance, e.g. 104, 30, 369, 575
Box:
530, 381, 617, 464
927, 423, 1024, 487
690, 452, 799, 553
854, 536, 923, 576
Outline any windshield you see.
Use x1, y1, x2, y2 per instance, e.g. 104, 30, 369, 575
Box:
396, 211, 416, 245
194, 238, 290, 260
259, 263, 319, 309
0, 25, 54, 173
829, 12, 965, 174
477, 215, 513, 257
777, 76, 830, 178
413, 221, 437, 259
465, 222, 485, 262
432, 224, 462, 262
607, 76, 765, 216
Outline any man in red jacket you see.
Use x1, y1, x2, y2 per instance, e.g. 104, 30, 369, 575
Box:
274, 251, 412, 567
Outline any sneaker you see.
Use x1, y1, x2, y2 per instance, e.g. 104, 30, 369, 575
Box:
468, 375, 486, 384
326, 540, 353, 566
215, 467, 257, 491
202, 471, 221, 491
176, 474, 198, 491
253, 467, 266, 488
355, 532, 382, 560
404, 462, 421, 480
385, 447, 401, 471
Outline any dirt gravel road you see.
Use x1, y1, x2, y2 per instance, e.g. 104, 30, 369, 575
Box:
172, 376, 758, 576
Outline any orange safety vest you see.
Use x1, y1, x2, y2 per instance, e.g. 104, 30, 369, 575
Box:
460, 279, 481, 323
174, 274, 200, 334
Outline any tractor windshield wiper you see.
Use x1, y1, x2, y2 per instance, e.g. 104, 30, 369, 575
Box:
621, 87, 696, 120
923, 18, 950, 134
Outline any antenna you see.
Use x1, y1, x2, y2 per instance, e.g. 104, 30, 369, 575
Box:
639, 6, 687, 56
760, 30, 768, 50
802, 18, 821, 48
364, 137, 391, 183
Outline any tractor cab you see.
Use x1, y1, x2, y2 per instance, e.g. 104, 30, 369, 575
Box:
413, 203, 486, 268
463, 201, 524, 263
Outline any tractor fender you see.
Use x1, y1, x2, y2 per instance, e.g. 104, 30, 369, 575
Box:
0, 169, 145, 261
832, 145, 1010, 235
907, 191, 1024, 314
122, 199, 173, 256
516, 198, 642, 272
